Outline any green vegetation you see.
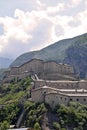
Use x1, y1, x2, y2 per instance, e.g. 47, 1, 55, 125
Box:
34, 122, 41, 130
1, 76, 87, 130
0, 77, 32, 104
24, 102, 47, 128
0, 102, 21, 126
54, 102, 87, 130
0, 121, 10, 130
53, 122, 61, 130
0, 77, 47, 129
0, 77, 32, 129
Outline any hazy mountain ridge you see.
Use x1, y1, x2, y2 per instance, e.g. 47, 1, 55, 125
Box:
0, 57, 13, 69
10, 33, 87, 78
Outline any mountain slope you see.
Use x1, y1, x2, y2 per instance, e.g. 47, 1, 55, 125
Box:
0, 57, 13, 68
10, 33, 87, 78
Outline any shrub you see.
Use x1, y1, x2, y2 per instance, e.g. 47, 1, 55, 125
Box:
53, 122, 61, 130
34, 122, 41, 130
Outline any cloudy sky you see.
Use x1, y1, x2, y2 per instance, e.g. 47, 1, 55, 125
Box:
0, 0, 87, 59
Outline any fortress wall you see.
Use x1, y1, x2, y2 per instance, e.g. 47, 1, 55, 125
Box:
45, 93, 69, 108
3, 72, 31, 83
79, 81, 87, 89
63, 65, 74, 74
10, 67, 19, 75
31, 87, 56, 102
34, 80, 78, 89
19, 59, 44, 74
18, 59, 74, 77
4, 59, 75, 82
45, 92, 87, 108
39, 73, 76, 81
31, 84, 87, 109
44, 62, 60, 73
68, 96, 87, 105
43, 61, 74, 75
31, 88, 44, 102
4, 70, 10, 77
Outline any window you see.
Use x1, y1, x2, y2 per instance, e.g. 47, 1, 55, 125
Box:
76, 99, 79, 101
83, 99, 86, 101
44, 91, 46, 94
70, 98, 72, 101
65, 98, 66, 100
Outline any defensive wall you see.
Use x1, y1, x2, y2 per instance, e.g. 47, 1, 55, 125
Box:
3, 58, 87, 108
34, 80, 87, 90
3, 59, 75, 82
31, 86, 87, 109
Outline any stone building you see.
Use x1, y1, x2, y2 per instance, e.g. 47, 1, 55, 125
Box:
3, 58, 87, 108
31, 86, 87, 109
3, 59, 75, 82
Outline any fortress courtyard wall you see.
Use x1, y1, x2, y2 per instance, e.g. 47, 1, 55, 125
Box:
45, 92, 87, 109
34, 80, 79, 89
34, 80, 87, 90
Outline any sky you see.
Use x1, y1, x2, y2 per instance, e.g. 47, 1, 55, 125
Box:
0, 0, 87, 59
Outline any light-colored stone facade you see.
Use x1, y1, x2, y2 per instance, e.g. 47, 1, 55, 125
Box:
3, 58, 87, 109
31, 86, 87, 109
3, 59, 74, 82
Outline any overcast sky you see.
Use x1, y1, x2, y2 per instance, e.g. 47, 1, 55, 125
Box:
0, 0, 87, 59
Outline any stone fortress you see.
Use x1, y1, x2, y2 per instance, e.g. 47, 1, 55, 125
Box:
3, 59, 87, 108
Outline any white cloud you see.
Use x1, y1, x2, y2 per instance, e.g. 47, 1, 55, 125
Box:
0, 8, 54, 58
47, 3, 65, 14
0, 45, 2, 52
77, 10, 87, 31
0, 0, 87, 59
40, 0, 58, 6
71, 0, 82, 6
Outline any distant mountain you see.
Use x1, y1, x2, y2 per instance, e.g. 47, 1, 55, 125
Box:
0, 57, 13, 68
10, 33, 87, 78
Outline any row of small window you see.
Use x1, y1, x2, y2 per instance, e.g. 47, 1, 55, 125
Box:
47, 96, 86, 102
70, 98, 86, 101
60, 97, 86, 102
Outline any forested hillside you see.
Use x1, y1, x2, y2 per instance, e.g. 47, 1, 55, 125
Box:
0, 77, 87, 130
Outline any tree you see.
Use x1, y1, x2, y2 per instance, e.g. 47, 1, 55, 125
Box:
53, 122, 61, 130
0, 121, 10, 130
34, 122, 41, 130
